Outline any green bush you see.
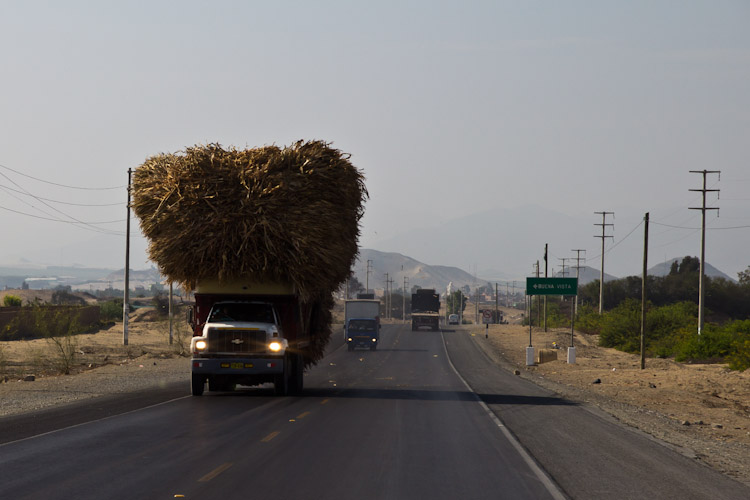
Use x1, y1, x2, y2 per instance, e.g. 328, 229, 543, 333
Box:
575, 304, 604, 334
3, 295, 22, 307
99, 299, 124, 322
598, 299, 641, 353
728, 339, 750, 371
674, 324, 735, 363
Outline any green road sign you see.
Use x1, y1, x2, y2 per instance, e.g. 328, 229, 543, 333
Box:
526, 277, 578, 296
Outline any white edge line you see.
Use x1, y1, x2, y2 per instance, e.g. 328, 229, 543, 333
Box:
440, 329, 568, 500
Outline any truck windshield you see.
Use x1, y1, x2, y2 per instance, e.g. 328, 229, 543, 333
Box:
208, 303, 275, 324
348, 319, 376, 332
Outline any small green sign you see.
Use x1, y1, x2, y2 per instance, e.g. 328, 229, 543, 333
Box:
526, 277, 578, 296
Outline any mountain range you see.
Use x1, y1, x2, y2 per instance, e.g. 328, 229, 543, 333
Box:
0, 249, 734, 294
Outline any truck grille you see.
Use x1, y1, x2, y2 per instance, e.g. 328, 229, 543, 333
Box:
207, 328, 267, 354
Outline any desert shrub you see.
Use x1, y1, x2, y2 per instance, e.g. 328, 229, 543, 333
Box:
575, 304, 604, 334
152, 293, 170, 317
723, 320, 750, 371
99, 299, 123, 322
5, 305, 80, 374
598, 299, 642, 353
645, 302, 697, 357
728, 339, 750, 371
51, 290, 86, 306
674, 324, 735, 363
3, 295, 22, 307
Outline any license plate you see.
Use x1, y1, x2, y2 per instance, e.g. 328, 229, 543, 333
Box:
220, 362, 250, 369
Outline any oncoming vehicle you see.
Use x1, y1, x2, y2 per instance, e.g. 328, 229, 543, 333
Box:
448, 314, 459, 325
346, 318, 379, 351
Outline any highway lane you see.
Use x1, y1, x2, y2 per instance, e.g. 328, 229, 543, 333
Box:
444, 329, 750, 500
0, 324, 560, 500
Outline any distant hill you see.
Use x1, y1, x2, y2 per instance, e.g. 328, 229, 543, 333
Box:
353, 249, 480, 293
354, 249, 622, 293
648, 257, 735, 282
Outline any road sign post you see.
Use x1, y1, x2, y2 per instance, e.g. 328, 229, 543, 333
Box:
526, 278, 579, 365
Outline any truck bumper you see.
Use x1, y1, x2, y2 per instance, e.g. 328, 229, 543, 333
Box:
191, 357, 284, 375
347, 336, 377, 348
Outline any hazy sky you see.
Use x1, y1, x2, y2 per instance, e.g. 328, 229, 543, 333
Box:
1, 1, 748, 278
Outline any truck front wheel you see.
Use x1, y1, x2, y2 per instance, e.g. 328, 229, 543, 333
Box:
191, 374, 205, 396
289, 353, 304, 395
274, 355, 290, 396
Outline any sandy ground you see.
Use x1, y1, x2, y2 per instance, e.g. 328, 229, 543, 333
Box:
1, 307, 749, 486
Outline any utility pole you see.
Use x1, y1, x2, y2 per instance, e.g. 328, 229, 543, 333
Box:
571, 249, 586, 317
594, 212, 614, 314
366, 259, 373, 295
387, 276, 394, 320
384, 273, 389, 320
475, 287, 479, 324
535, 260, 541, 327
168, 282, 173, 345
558, 258, 569, 277
689, 170, 720, 335
544, 244, 548, 332
123, 168, 132, 346
641, 213, 649, 369
495, 283, 499, 324
403, 276, 409, 324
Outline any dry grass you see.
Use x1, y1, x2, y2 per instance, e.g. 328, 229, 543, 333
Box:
131, 140, 367, 364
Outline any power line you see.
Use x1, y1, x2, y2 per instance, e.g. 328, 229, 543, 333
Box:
0, 204, 127, 226
0, 162, 125, 190
0, 170, 124, 234
652, 221, 750, 230
0, 183, 123, 206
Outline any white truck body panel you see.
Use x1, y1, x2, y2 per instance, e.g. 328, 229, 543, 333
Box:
345, 300, 380, 321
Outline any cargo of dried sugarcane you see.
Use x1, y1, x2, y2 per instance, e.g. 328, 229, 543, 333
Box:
131, 140, 367, 367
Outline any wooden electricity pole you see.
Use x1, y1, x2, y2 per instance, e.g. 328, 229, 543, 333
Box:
641, 213, 649, 369
689, 170, 720, 335
123, 168, 131, 346
594, 212, 614, 314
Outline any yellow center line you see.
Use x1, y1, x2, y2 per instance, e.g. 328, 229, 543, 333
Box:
261, 431, 280, 442
296, 411, 311, 419
198, 462, 233, 482
320, 399, 330, 405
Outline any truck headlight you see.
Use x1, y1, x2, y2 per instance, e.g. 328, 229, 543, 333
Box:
195, 339, 208, 351
268, 341, 282, 352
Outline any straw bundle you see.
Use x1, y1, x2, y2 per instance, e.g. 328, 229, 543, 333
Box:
132, 140, 367, 363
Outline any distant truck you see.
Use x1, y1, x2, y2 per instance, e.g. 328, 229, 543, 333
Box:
344, 299, 380, 351
188, 280, 310, 396
411, 289, 440, 331
448, 314, 459, 325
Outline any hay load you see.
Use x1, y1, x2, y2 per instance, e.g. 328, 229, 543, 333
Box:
131, 140, 367, 364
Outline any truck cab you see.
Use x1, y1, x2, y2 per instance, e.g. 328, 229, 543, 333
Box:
346, 317, 379, 351
188, 281, 308, 397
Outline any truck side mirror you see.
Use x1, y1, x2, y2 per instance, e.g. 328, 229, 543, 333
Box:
186, 307, 195, 328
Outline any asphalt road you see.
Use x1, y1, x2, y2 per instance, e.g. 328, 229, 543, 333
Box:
0, 324, 559, 500
0, 324, 747, 499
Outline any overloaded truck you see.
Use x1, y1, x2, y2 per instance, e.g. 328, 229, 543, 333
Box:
411, 289, 441, 331
344, 299, 380, 351
131, 141, 367, 397
188, 280, 313, 396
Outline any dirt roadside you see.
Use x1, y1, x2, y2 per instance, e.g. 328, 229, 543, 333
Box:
1, 310, 749, 486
